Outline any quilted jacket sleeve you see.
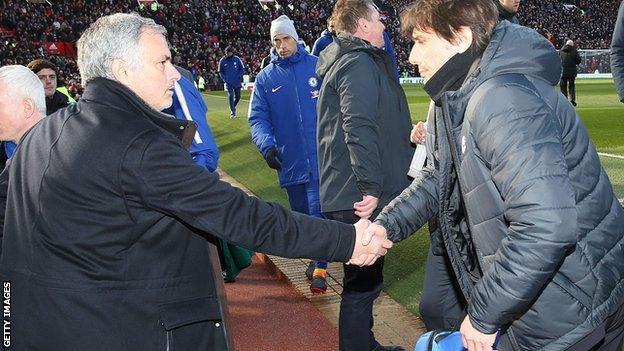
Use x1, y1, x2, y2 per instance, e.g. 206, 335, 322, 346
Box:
374, 165, 439, 242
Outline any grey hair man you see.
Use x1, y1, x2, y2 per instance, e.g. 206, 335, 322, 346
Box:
0, 65, 46, 143
0, 12, 391, 351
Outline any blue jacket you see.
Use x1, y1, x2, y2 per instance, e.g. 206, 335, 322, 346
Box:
312, 29, 399, 82
218, 55, 244, 89
164, 76, 220, 172
248, 44, 321, 188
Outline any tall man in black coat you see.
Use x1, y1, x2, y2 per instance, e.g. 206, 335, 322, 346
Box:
0, 13, 392, 351
316, 1, 413, 350
559, 39, 582, 106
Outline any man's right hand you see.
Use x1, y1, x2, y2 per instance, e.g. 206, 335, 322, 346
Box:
348, 219, 393, 266
410, 122, 426, 145
264, 147, 282, 170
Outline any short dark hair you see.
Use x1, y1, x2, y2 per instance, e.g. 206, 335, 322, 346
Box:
329, 0, 375, 35
225, 46, 234, 53
26, 59, 57, 74
401, 0, 498, 51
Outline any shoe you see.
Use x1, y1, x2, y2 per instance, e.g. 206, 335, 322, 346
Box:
372, 345, 405, 351
310, 274, 327, 294
229, 112, 237, 119
571, 101, 577, 107
305, 261, 315, 280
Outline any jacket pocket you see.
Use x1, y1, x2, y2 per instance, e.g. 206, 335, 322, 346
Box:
159, 296, 226, 350
159, 296, 222, 330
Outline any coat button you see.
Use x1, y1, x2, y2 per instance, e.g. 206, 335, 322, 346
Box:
179, 126, 184, 130
215, 322, 220, 328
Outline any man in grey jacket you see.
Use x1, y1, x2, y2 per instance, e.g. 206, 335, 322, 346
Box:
366, 0, 624, 350
316, 0, 413, 350
611, 0, 624, 102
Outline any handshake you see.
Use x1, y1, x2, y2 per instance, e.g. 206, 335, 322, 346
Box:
348, 220, 392, 266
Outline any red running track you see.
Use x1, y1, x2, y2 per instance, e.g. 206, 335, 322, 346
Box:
226, 255, 339, 351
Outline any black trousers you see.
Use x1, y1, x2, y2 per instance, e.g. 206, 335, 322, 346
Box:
419, 246, 466, 330
325, 210, 384, 351
560, 77, 577, 102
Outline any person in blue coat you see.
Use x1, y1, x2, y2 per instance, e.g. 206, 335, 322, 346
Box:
164, 68, 220, 172
218, 46, 244, 118
248, 15, 329, 294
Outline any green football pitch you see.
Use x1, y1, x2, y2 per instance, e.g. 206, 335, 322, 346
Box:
203, 79, 624, 316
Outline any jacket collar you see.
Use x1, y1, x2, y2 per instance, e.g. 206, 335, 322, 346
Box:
81, 78, 196, 149
271, 44, 308, 65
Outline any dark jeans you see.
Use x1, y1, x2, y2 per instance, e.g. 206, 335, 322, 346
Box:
419, 246, 466, 330
226, 86, 241, 114
325, 209, 384, 351
560, 77, 577, 103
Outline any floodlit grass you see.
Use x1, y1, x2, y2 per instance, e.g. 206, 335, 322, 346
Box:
204, 79, 623, 317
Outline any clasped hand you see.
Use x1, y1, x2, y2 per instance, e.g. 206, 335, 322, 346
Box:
348, 221, 392, 266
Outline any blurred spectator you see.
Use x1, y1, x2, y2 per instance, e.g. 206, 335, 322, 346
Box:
26, 59, 70, 114
612, 0, 624, 102
560, 39, 582, 107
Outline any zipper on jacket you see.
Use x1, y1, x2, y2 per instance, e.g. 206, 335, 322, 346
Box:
165, 330, 172, 351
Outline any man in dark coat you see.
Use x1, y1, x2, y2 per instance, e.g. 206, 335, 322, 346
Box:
26, 58, 70, 114
316, 1, 413, 350
0, 13, 392, 351
560, 39, 582, 106
495, 0, 519, 23
367, 0, 624, 350
611, 0, 624, 102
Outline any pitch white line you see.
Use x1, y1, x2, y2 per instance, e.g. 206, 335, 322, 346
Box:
204, 93, 251, 103
598, 152, 624, 160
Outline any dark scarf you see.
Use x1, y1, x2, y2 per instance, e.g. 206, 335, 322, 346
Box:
423, 47, 481, 105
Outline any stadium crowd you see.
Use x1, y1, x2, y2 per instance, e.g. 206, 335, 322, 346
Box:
0, 0, 620, 94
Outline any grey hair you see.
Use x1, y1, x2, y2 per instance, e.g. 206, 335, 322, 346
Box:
0, 65, 46, 116
77, 13, 167, 86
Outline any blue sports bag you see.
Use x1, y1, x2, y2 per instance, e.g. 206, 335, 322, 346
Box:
414, 330, 466, 351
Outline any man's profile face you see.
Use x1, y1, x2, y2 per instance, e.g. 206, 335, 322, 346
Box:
226, 51, 233, 57
36, 68, 57, 98
0, 84, 25, 142
409, 29, 462, 83
360, 5, 385, 48
499, 0, 520, 14
273, 34, 297, 58
123, 30, 181, 111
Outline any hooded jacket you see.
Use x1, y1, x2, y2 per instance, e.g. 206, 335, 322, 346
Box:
0, 78, 356, 350
164, 75, 220, 172
248, 44, 321, 188
560, 44, 582, 78
375, 21, 624, 350
316, 34, 412, 213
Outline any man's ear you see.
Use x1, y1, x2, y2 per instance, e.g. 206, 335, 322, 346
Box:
455, 26, 473, 54
21, 98, 35, 119
357, 17, 369, 34
111, 59, 129, 84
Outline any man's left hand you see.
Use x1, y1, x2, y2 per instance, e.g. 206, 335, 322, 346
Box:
460, 315, 498, 351
354, 195, 379, 219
